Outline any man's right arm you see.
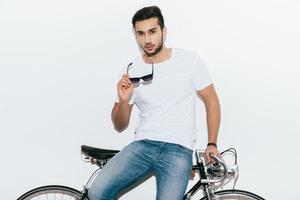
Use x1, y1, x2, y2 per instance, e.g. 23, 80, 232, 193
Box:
111, 74, 134, 132
111, 101, 134, 132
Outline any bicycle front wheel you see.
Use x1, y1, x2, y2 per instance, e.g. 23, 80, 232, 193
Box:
200, 189, 265, 200
17, 185, 87, 200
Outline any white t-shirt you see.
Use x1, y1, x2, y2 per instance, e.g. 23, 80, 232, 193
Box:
116, 48, 213, 150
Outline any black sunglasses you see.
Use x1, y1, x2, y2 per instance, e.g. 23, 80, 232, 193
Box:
126, 61, 154, 84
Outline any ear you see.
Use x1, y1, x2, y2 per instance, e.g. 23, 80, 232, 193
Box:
132, 27, 137, 39
162, 27, 167, 41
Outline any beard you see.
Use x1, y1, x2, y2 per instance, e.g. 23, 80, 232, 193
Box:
141, 36, 164, 57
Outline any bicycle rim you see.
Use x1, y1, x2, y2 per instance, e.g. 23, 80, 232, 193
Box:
17, 185, 85, 200
200, 189, 265, 200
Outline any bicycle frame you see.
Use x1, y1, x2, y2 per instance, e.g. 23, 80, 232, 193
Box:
79, 148, 238, 200
18, 147, 266, 200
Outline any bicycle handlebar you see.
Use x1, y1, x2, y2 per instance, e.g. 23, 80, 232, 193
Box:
195, 150, 229, 184
202, 153, 228, 184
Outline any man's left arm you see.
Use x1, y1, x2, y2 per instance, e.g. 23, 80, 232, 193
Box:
197, 84, 221, 163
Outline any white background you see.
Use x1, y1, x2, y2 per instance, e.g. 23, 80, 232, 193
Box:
1, 0, 299, 199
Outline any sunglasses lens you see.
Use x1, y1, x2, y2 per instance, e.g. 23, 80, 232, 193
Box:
127, 62, 153, 84
142, 74, 153, 82
129, 78, 140, 84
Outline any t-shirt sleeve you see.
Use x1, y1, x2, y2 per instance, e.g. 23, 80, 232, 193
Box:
114, 65, 135, 105
191, 54, 213, 91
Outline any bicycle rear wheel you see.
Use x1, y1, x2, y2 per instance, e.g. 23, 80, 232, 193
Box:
17, 185, 87, 200
200, 189, 265, 200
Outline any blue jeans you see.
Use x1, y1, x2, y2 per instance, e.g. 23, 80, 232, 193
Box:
88, 139, 193, 200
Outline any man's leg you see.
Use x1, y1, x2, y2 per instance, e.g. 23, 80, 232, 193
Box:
88, 140, 154, 200
154, 143, 193, 200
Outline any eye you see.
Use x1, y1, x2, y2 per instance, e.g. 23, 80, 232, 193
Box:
150, 30, 156, 34
137, 32, 144, 37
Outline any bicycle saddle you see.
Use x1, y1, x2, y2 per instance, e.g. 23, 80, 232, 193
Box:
81, 145, 120, 160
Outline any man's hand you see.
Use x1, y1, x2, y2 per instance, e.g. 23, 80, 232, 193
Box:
117, 74, 134, 102
205, 145, 221, 163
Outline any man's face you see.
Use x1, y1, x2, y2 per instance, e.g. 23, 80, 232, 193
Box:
134, 17, 166, 57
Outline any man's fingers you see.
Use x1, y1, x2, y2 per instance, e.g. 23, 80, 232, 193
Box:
209, 153, 215, 163
207, 157, 212, 163
122, 74, 131, 81
120, 75, 132, 85
120, 83, 131, 89
118, 76, 132, 89
205, 152, 211, 163
121, 79, 131, 87
206, 151, 220, 164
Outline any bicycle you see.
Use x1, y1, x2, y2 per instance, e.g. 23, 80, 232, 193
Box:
17, 145, 265, 200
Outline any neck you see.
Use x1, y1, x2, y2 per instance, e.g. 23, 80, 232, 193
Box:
143, 46, 171, 64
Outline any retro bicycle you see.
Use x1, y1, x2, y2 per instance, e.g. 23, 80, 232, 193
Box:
17, 145, 265, 200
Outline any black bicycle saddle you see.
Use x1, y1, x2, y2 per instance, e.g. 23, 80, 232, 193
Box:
81, 145, 120, 160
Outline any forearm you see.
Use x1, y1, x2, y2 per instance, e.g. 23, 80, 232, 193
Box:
205, 98, 221, 144
111, 101, 132, 132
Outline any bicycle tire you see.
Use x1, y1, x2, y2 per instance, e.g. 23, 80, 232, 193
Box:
17, 185, 88, 200
199, 189, 265, 200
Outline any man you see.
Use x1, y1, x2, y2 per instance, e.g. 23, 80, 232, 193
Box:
88, 5, 221, 200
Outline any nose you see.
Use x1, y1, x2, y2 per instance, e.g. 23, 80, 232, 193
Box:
145, 33, 152, 43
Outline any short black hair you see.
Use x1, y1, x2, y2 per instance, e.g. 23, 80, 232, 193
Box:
132, 6, 165, 29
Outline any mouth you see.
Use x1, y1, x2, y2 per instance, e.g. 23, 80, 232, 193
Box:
145, 45, 155, 51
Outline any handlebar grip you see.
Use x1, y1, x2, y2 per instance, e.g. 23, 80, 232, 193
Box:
209, 153, 221, 163
209, 152, 218, 163
209, 154, 228, 175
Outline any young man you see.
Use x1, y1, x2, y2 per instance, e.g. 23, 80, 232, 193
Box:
88, 6, 221, 200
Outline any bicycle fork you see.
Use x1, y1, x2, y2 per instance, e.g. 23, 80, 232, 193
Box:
204, 185, 217, 200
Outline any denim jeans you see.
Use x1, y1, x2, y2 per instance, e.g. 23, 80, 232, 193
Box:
88, 139, 193, 200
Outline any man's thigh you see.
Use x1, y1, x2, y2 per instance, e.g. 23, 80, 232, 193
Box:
88, 140, 154, 200
154, 143, 193, 200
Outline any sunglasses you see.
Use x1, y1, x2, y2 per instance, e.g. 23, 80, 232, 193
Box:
126, 61, 154, 84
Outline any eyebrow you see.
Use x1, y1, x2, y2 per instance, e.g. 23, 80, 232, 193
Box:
136, 27, 158, 33
148, 28, 158, 32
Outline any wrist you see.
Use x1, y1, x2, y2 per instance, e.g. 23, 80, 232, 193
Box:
207, 142, 217, 148
118, 94, 132, 104
119, 99, 130, 104
118, 96, 131, 104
